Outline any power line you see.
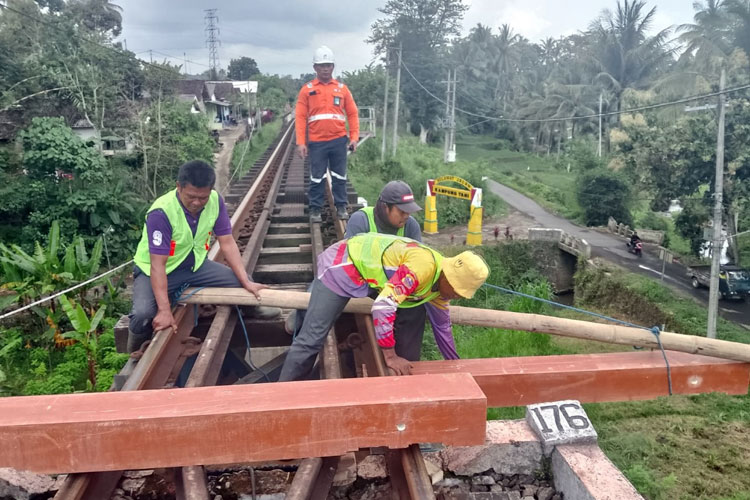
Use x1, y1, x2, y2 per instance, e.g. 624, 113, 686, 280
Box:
149, 50, 210, 68
400, 59, 750, 124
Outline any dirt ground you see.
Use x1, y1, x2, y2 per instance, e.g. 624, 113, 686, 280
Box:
422, 209, 538, 249
214, 125, 246, 193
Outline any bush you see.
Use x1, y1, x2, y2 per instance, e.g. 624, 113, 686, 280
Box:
576, 169, 632, 226
637, 212, 669, 231
566, 140, 603, 171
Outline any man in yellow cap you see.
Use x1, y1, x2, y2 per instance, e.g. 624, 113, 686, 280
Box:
278, 233, 489, 381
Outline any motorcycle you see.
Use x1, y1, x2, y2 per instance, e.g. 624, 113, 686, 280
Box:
627, 240, 643, 257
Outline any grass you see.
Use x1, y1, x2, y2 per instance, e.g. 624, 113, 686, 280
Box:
230, 119, 283, 178
348, 135, 508, 226
455, 135, 582, 220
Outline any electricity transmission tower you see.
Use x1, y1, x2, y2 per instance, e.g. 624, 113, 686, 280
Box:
204, 9, 221, 80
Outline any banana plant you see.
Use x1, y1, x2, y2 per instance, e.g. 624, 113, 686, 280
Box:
59, 295, 106, 390
0, 221, 103, 334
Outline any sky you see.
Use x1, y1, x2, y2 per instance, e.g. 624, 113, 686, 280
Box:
117, 0, 697, 78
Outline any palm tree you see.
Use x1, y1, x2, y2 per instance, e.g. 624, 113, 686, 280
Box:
678, 0, 733, 72
587, 0, 674, 121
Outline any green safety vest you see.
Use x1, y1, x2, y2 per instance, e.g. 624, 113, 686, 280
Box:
133, 189, 219, 276
361, 206, 405, 237
346, 233, 442, 307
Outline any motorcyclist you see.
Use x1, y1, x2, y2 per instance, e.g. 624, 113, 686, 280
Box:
629, 232, 641, 247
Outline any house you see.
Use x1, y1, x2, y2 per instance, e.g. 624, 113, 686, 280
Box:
71, 118, 99, 144
175, 79, 258, 130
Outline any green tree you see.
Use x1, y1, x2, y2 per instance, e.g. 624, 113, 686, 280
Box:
368, 0, 468, 143
227, 57, 260, 80
587, 0, 673, 122
577, 169, 632, 226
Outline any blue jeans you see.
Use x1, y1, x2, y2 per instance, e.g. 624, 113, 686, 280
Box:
127, 260, 244, 351
308, 135, 348, 209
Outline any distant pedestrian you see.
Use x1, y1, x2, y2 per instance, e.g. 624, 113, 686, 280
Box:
505, 226, 512, 240
450, 234, 455, 245
494, 226, 500, 241
295, 45, 359, 223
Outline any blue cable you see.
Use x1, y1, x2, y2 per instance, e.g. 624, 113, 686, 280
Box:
174, 286, 270, 382
234, 305, 271, 383
482, 282, 673, 395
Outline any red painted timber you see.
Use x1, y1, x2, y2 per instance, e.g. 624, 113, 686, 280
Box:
0, 373, 486, 474
411, 351, 750, 407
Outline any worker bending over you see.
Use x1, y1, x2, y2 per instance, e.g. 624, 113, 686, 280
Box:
278, 233, 489, 381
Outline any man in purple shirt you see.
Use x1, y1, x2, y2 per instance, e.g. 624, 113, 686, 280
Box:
127, 160, 280, 353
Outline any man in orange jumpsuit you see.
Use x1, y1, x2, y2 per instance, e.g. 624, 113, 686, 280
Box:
295, 45, 359, 223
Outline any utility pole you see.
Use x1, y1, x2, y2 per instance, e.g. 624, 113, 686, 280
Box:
149, 49, 153, 64
184, 52, 189, 75
204, 9, 221, 80
707, 68, 727, 339
443, 69, 451, 162
449, 69, 457, 162
598, 93, 603, 157
381, 49, 390, 162
391, 42, 402, 157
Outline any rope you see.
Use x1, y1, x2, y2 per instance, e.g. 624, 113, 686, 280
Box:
482, 282, 673, 395
0, 259, 134, 321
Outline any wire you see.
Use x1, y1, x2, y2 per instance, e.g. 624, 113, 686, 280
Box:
149, 50, 211, 69
401, 59, 750, 124
0, 259, 134, 320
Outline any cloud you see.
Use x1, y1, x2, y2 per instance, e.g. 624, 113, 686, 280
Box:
118, 0, 382, 76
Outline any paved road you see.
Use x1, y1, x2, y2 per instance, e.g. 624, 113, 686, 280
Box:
487, 179, 750, 329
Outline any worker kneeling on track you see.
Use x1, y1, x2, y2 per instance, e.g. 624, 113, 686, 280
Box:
278, 233, 490, 381
127, 160, 280, 354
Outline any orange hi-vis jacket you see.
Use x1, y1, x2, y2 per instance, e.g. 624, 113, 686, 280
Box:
295, 78, 359, 145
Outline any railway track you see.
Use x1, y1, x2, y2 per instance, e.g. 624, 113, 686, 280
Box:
54, 120, 435, 500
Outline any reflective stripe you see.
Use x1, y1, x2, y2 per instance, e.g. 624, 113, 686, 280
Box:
330, 171, 347, 180
308, 113, 346, 123
310, 176, 325, 183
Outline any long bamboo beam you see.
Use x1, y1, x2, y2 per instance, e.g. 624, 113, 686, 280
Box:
0, 373, 486, 474
180, 288, 750, 363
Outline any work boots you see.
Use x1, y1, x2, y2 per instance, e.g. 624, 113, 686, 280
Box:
336, 205, 349, 221
309, 208, 322, 223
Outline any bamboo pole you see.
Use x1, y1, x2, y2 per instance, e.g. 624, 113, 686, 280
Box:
182, 288, 750, 363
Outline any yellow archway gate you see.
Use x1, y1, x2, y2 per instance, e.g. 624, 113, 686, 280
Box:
423, 175, 483, 246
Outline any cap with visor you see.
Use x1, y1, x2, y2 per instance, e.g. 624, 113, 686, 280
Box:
378, 181, 422, 213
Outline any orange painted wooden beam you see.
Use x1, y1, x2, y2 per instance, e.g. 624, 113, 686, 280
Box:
0, 373, 486, 474
411, 351, 750, 407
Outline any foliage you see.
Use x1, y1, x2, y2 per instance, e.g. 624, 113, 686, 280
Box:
227, 56, 260, 80
0, 221, 102, 306
0, 118, 142, 260
367, 0, 468, 141
674, 201, 711, 255
347, 135, 507, 226
576, 169, 632, 226
59, 295, 105, 390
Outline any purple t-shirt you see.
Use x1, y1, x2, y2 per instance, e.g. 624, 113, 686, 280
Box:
146, 191, 232, 272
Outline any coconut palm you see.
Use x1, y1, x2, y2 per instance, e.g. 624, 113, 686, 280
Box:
587, 0, 674, 121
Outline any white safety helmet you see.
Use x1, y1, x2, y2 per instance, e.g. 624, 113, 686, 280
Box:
313, 45, 335, 64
